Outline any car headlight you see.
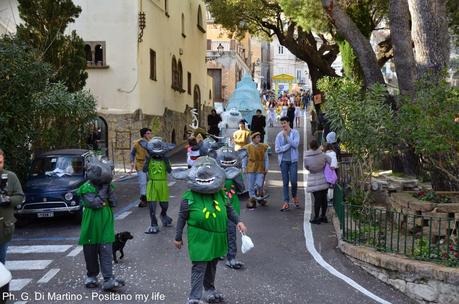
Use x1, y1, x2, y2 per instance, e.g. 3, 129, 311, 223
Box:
16, 204, 22, 210
64, 192, 73, 201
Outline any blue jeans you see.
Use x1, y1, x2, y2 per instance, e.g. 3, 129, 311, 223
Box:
0, 242, 9, 264
137, 171, 147, 196
280, 161, 298, 202
247, 173, 264, 198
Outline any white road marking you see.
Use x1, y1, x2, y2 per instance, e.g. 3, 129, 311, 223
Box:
6, 260, 52, 271
66, 246, 83, 257
10, 279, 32, 291
115, 211, 132, 220
8, 245, 72, 254
302, 114, 391, 304
37, 268, 60, 284
14, 301, 28, 304
168, 181, 176, 186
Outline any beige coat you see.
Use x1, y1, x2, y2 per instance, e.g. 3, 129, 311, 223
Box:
303, 149, 331, 193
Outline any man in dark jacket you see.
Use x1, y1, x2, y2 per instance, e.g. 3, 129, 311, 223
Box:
250, 109, 266, 142
0, 148, 24, 264
207, 109, 222, 136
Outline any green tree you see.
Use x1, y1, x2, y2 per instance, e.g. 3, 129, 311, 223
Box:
16, 0, 87, 92
0, 38, 51, 181
32, 82, 97, 155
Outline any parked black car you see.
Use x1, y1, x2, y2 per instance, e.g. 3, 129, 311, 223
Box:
16, 149, 90, 220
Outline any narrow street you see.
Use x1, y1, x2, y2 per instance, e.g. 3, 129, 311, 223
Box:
6, 115, 414, 304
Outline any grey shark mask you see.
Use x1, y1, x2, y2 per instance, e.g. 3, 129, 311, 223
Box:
85, 155, 114, 185
208, 146, 247, 169
147, 137, 176, 157
172, 156, 240, 193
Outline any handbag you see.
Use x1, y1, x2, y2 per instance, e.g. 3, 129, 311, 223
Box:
324, 163, 337, 185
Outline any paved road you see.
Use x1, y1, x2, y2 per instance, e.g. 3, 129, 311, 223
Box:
6, 115, 415, 304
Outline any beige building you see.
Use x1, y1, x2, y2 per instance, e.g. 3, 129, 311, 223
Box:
206, 18, 253, 104
2, 0, 213, 164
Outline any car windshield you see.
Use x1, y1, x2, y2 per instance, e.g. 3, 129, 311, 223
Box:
30, 156, 84, 177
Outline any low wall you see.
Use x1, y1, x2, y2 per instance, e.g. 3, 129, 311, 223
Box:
331, 211, 459, 304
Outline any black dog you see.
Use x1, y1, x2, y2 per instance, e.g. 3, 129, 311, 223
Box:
112, 231, 133, 263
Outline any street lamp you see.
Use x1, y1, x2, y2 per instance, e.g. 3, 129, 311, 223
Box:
217, 43, 224, 56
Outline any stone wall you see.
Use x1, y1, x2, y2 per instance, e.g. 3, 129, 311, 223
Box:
100, 105, 213, 169
331, 211, 459, 304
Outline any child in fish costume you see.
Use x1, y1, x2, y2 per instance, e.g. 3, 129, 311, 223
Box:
173, 157, 247, 304
143, 137, 176, 234
209, 145, 247, 269
78, 155, 125, 291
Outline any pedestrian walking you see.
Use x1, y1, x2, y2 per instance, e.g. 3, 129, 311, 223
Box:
207, 109, 222, 137
295, 102, 302, 128
78, 157, 125, 291
130, 128, 152, 207
275, 117, 301, 211
0, 149, 24, 264
173, 157, 247, 304
242, 132, 269, 209
143, 138, 175, 234
287, 103, 296, 129
267, 101, 277, 127
232, 119, 251, 151
250, 109, 266, 142
304, 139, 331, 224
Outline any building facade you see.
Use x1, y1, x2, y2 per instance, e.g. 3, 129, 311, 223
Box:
205, 14, 253, 106
2, 0, 212, 164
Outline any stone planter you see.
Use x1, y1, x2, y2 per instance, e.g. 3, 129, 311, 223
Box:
390, 192, 459, 237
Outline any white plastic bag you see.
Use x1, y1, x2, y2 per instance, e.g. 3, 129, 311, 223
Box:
241, 232, 254, 254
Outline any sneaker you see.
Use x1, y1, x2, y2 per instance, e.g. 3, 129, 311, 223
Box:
102, 278, 125, 291
84, 276, 98, 288
203, 289, 224, 303
186, 299, 203, 304
225, 259, 244, 270
246, 198, 256, 209
320, 217, 328, 223
309, 218, 321, 225
144, 226, 159, 234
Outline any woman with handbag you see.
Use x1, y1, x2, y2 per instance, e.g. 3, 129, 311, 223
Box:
304, 140, 331, 224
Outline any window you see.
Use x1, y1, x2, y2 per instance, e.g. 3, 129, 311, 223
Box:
84, 41, 108, 68
95, 44, 103, 64
181, 13, 186, 38
187, 72, 192, 94
296, 70, 301, 81
172, 56, 178, 89
197, 5, 205, 33
178, 60, 183, 90
209, 89, 212, 100
84, 44, 92, 63
172, 56, 184, 92
165, 0, 169, 17
278, 46, 283, 54
150, 49, 156, 81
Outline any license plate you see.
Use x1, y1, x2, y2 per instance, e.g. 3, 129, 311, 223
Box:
37, 212, 54, 218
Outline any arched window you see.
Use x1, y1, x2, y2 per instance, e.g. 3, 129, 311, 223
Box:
84, 44, 92, 63
178, 60, 183, 90
197, 5, 205, 33
95, 44, 104, 65
181, 13, 186, 37
165, 0, 169, 17
172, 56, 177, 89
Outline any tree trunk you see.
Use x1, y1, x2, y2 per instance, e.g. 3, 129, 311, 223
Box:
408, 0, 450, 76
389, 0, 416, 97
321, 0, 385, 87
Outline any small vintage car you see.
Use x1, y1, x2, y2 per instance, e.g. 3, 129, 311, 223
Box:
15, 149, 90, 220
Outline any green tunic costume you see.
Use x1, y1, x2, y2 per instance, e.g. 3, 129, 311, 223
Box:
146, 159, 169, 202
223, 179, 240, 215
78, 181, 115, 245
183, 190, 228, 262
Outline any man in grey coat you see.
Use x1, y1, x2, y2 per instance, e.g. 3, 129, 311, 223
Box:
304, 140, 331, 224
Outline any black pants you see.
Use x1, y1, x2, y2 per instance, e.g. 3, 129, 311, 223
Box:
190, 259, 219, 300
312, 189, 328, 219
83, 243, 113, 281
